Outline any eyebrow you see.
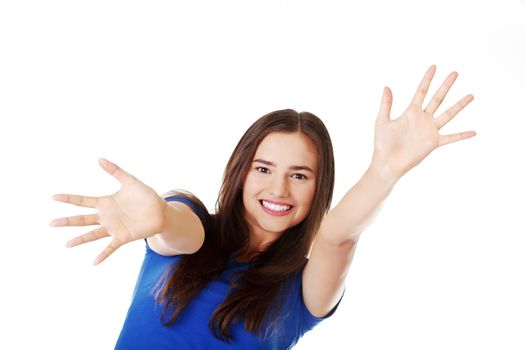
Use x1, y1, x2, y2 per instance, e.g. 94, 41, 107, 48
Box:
252, 159, 315, 173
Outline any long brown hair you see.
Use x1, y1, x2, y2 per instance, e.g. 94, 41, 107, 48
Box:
155, 109, 335, 341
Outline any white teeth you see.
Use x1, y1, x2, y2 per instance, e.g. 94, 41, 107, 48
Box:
261, 200, 291, 212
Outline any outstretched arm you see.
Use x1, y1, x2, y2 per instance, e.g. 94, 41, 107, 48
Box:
50, 158, 204, 264
303, 66, 476, 317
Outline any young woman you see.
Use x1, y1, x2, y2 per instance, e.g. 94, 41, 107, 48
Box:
50, 66, 476, 349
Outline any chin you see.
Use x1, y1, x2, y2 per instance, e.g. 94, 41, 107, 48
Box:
260, 225, 287, 235
261, 220, 299, 235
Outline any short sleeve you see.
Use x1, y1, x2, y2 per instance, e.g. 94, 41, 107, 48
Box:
143, 195, 207, 255
164, 195, 207, 223
297, 273, 344, 333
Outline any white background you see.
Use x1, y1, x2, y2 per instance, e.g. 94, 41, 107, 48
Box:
1, 0, 524, 349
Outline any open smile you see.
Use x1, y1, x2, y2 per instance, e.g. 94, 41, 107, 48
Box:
258, 199, 294, 216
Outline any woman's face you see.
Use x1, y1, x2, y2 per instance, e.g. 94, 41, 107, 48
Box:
242, 131, 318, 240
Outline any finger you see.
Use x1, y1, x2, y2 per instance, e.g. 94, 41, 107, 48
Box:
50, 214, 99, 227
424, 71, 458, 115
99, 158, 136, 186
93, 239, 123, 265
438, 130, 477, 147
411, 65, 437, 106
376, 87, 393, 124
435, 94, 474, 129
66, 227, 108, 248
52, 194, 97, 208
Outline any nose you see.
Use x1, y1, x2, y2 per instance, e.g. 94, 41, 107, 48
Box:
268, 175, 289, 198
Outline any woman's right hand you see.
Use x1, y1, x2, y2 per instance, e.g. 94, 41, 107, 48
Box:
50, 158, 167, 265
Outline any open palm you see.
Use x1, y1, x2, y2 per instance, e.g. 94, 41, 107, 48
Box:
51, 158, 167, 265
372, 66, 476, 178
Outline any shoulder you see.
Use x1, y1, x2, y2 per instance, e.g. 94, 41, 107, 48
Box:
147, 190, 211, 256
162, 189, 211, 223
268, 270, 338, 342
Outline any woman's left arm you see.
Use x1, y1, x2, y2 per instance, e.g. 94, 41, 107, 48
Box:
303, 66, 477, 317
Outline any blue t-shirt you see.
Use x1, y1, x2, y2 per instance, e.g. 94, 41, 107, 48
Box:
115, 196, 340, 349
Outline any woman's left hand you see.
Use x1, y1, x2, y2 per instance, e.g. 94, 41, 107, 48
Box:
371, 65, 476, 180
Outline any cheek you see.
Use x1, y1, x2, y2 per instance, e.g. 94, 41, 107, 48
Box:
298, 184, 316, 210
242, 174, 260, 206
242, 174, 256, 197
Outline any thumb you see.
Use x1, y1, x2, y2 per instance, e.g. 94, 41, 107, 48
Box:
98, 158, 136, 186
376, 87, 392, 124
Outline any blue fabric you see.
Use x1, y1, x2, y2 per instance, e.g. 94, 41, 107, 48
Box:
115, 196, 339, 349
163, 195, 205, 222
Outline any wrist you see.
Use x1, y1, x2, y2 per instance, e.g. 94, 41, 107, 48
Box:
366, 159, 401, 189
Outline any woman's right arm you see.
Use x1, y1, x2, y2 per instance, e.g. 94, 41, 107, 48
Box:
51, 158, 204, 264
147, 200, 205, 256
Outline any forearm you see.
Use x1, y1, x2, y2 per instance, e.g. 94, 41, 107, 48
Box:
149, 201, 205, 255
320, 162, 400, 244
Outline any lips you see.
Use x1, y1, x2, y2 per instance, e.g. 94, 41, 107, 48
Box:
259, 199, 293, 216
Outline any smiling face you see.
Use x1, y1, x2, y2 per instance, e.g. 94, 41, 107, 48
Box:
242, 132, 318, 242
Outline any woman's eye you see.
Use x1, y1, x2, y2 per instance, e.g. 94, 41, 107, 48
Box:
292, 173, 307, 180
256, 167, 270, 174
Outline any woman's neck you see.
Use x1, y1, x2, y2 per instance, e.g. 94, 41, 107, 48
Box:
235, 227, 282, 262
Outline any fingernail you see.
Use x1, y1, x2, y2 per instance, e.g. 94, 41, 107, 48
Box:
50, 218, 64, 226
